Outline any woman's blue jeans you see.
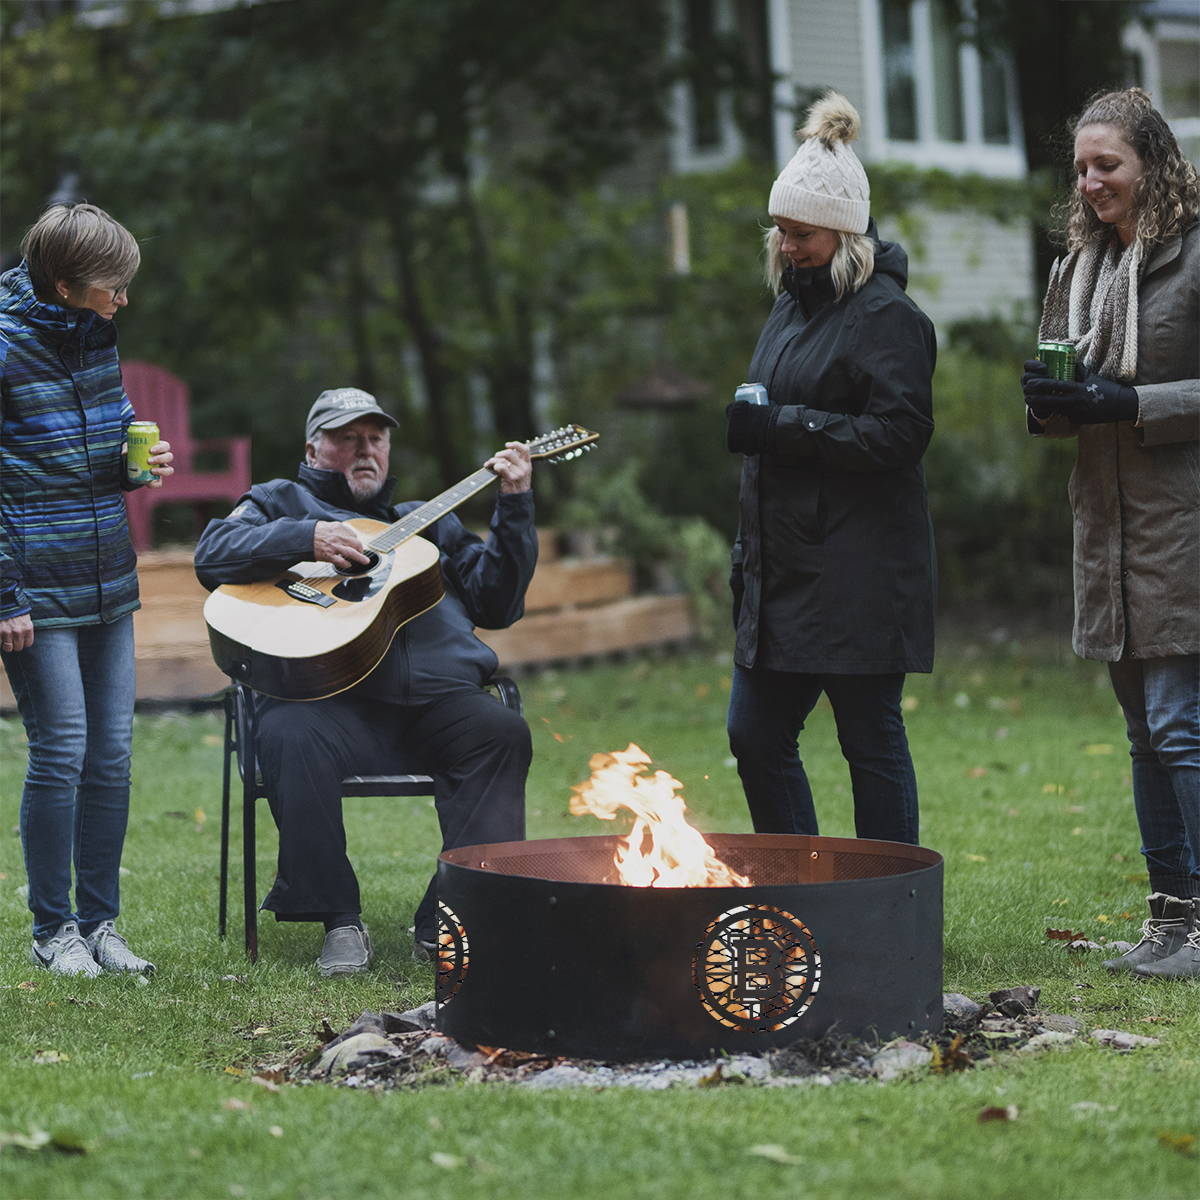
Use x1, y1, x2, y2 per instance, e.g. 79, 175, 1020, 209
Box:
727, 664, 919, 844
2, 615, 136, 939
1108, 654, 1200, 899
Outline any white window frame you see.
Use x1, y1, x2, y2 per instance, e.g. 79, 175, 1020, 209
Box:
1123, 18, 1200, 152
860, 0, 1025, 176
669, 0, 746, 174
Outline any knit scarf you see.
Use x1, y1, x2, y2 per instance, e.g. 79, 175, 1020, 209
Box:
1037, 234, 1143, 382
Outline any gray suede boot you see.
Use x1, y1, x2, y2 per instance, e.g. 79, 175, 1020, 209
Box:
1102, 893, 1192, 972
1134, 899, 1200, 980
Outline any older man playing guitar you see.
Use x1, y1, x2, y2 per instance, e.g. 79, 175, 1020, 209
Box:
194, 388, 537, 976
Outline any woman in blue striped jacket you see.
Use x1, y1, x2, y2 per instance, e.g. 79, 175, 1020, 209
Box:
0, 203, 173, 977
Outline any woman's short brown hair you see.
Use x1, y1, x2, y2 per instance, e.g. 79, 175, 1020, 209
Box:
20, 203, 140, 303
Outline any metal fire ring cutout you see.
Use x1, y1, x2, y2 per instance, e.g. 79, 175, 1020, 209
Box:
434, 901, 470, 1004
693, 904, 822, 1032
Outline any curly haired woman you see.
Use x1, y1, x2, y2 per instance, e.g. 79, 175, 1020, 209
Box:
1022, 88, 1200, 978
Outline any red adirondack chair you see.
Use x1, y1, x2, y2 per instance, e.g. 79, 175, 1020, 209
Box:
121, 360, 251, 551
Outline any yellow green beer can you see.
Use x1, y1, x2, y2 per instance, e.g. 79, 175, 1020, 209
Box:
126, 421, 159, 484
1036, 340, 1076, 382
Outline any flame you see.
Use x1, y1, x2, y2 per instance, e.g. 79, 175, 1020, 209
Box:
569, 744, 750, 887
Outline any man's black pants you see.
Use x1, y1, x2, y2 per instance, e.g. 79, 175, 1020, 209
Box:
255, 687, 529, 943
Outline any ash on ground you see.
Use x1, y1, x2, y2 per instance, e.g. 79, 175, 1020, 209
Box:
259, 986, 1159, 1092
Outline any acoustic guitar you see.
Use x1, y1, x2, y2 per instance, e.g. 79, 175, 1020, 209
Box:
203, 424, 598, 701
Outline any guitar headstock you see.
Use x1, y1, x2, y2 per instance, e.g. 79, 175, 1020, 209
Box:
526, 424, 600, 464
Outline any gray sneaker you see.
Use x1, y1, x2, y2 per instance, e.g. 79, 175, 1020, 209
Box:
85, 921, 155, 974
31, 921, 102, 979
317, 925, 373, 977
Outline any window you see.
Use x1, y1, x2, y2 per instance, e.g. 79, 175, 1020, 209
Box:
669, 0, 745, 172
866, 0, 1022, 174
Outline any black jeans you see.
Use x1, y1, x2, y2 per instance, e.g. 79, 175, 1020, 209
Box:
255, 687, 530, 942
726, 664, 919, 844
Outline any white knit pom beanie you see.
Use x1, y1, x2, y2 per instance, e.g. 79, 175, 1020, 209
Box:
768, 91, 870, 233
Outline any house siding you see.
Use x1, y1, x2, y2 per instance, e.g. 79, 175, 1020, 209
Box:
787, 0, 865, 117
879, 209, 1035, 329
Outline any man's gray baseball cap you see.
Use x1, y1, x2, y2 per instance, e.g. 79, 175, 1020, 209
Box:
305, 388, 399, 443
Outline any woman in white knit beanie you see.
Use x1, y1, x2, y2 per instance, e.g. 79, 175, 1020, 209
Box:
1021, 88, 1200, 979
725, 92, 937, 848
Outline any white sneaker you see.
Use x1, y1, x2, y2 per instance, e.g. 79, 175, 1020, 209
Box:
31, 921, 102, 978
84, 921, 155, 974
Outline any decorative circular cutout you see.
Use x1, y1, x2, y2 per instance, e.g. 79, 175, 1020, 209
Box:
434, 901, 470, 1004
693, 904, 821, 1032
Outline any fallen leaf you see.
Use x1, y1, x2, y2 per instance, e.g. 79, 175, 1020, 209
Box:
1042, 783, 1064, 795
250, 1074, 281, 1092
222, 1098, 252, 1111
431, 1152, 464, 1169
269, 1126, 283, 1138
964, 853, 988, 863
694, 683, 710, 699
1095, 914, 1111, 923
16, 981, 36, 991
1084, 743, 1114, 755
1046, 928, 1088, 941
33, 1050, 68, 1065
977, 1105, 1019, 1123
930, 1034, 972, 1074
202, 734, 222, 747
1156, 1132, 1196, 1157
0, 1126, 50, 1151
901, 695, 919, 712
966, 766, 988, 779
747, 1143, 804, 1165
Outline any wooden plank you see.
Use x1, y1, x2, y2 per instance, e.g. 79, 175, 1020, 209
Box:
523, 557, 633, 613
479, 595, 696, 667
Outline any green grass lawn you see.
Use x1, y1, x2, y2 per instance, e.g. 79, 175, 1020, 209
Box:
1, 638, 1198, 1200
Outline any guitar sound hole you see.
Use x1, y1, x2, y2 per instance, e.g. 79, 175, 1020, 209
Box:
333, 551, 381, 577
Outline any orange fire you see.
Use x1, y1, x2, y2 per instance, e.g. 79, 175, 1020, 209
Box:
569, 744, 750, 888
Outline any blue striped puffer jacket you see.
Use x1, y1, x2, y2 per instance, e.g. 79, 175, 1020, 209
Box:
0, 262, 141, 626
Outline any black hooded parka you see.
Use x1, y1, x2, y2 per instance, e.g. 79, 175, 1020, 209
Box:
733, 230, 936, 674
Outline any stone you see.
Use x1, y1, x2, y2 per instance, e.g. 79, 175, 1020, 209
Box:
384, 1002, 437, 1033
415, 1035, 452, 1058
942, 993, 983, 1028
1019, 1031, 1077, 1053
521, 1065, 597, 1090
988, 986, 1040, 1017
1101, 941, 1135, 956
1037, 1013, 1085, 1035
314, 1032, 399, 1077
324, 1011, 388, 1050
1091, 1029, 1161, 1051
723, 1055, 773, 1083
446, 1043, 489, 1071
870, 1040, 928, 1081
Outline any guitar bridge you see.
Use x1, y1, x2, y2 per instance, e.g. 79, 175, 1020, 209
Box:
277, 578, 336, 607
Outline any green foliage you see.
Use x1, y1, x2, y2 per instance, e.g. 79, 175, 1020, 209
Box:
926, 346, 1077, 609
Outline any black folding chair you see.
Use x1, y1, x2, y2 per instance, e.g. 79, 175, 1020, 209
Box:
218, 676, 523, 960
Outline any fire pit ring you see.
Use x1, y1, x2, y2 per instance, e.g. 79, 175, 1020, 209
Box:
435, 833, 942, 1061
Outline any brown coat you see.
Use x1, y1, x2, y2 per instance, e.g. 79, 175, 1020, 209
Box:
1061, 223, 1199, 661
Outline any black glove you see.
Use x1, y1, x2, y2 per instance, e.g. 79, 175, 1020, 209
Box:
725, 400, 778, 455
1023, 372, 1139, 424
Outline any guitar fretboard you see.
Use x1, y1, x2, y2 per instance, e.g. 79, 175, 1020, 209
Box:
366, 468, 497, 553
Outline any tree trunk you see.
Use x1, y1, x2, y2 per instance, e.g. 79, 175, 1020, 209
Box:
387, 208, 464, 488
